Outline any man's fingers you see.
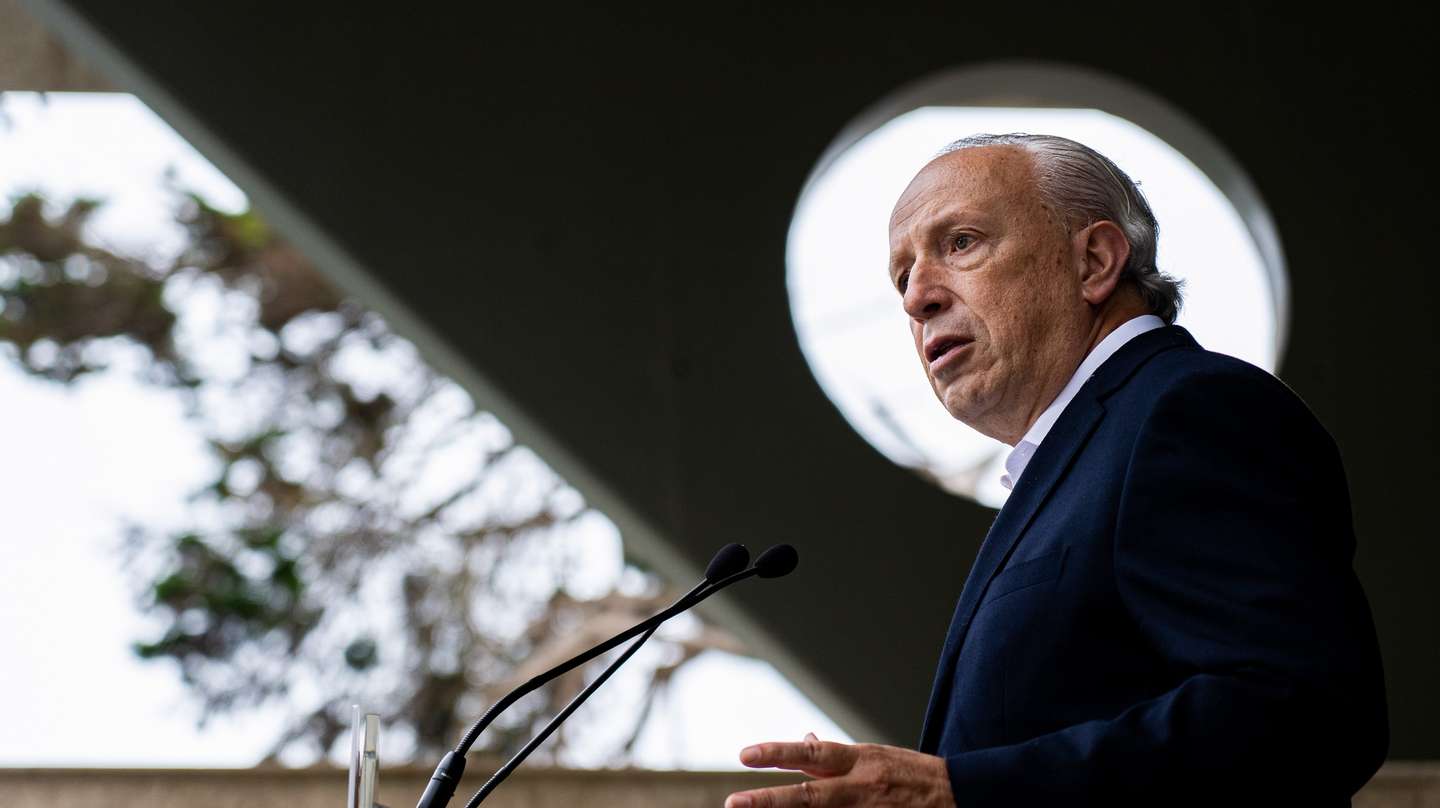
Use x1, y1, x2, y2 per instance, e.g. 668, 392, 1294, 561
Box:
724, 777, 841, 808
739, 739, 858, 776
730, 743, 954, 808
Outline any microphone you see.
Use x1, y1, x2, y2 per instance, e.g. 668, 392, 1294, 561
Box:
706, 541, 757, 582
415, 542, 761, 808
459, 543, 799, 808
753, 543, 800, 578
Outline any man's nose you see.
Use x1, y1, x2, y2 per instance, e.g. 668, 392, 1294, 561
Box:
901, 257, 951, 321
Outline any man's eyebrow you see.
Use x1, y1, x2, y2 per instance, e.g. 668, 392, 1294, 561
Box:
924, 207, 984, 230
890, 208, 980, 251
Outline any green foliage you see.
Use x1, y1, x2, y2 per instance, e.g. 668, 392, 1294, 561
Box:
1, 190, 687, 764
134, 530, 313, 663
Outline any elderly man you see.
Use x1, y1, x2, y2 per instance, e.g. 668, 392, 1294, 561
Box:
726, 134, 1388, 807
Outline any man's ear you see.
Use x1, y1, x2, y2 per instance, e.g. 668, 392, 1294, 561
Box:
1075, 220, 1131, 306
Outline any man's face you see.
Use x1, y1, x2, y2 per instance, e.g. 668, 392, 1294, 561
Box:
887, 146, 1090, 443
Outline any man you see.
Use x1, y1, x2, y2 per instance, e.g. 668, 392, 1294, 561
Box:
725, 134, 1388, 807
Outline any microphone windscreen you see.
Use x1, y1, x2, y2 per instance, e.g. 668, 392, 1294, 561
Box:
754, 544, 799, 579
706, 543, 751, 582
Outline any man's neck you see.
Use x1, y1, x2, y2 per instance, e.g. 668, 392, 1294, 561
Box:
1081, 296, 1152, 363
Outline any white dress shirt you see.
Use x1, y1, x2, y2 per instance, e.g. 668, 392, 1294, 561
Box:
1000, 314, 1167, 491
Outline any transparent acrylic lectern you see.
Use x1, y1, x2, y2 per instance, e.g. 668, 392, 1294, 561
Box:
346, 705, 381, 808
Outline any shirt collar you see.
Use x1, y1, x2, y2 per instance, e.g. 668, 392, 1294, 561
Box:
1000, 314, 1166, 491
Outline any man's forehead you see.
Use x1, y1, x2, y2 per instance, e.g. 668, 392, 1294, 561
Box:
889, 145, 1034, 231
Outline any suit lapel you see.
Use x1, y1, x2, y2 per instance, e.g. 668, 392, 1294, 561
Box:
916, 387, 1106, 752
917, 324, 1198, 752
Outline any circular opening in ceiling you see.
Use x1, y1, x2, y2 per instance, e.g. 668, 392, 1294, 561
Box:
786, 61, 1288, 509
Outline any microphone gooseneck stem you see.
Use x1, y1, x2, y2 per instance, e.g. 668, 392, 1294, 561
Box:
463, 623, 660, 808
459, 567, 761, 806
416, 543, 779, 808
416, 580, 706, 808
448, 578, 711, 759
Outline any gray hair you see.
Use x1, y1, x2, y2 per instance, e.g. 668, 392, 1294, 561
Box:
938, 133, 1185, 324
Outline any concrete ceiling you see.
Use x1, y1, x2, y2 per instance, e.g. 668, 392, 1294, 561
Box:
19, 2, 1439, 757
0, 0, 107, 90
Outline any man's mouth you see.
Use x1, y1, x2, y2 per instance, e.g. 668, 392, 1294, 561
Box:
926, 337, 974, 366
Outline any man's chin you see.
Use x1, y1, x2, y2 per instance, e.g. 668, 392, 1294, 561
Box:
936, 388, 997, 433
936, 392, 978, 425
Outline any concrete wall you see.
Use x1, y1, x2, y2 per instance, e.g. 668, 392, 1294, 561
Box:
1, 764, 1436, 807
0, 0, 108, 90
0, 766, 802, 808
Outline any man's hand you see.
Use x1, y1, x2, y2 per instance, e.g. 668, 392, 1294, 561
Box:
724, 732, 955, 807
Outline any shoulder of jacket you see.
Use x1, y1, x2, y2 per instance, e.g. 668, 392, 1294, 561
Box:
1124, 346, 1336, 449
1129, 344, 1300, 405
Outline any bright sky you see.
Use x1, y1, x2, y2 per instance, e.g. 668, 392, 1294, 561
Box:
788, 107, 1280, 507
0, 92, 851, 770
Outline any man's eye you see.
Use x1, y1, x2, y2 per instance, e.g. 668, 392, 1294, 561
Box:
896, 271, 909, 293
952, 234, 975, 251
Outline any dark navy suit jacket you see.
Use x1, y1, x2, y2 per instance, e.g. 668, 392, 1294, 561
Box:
918, 324, 1388, 806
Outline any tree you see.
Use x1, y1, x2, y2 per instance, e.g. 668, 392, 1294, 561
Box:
0, 186, 742, 764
